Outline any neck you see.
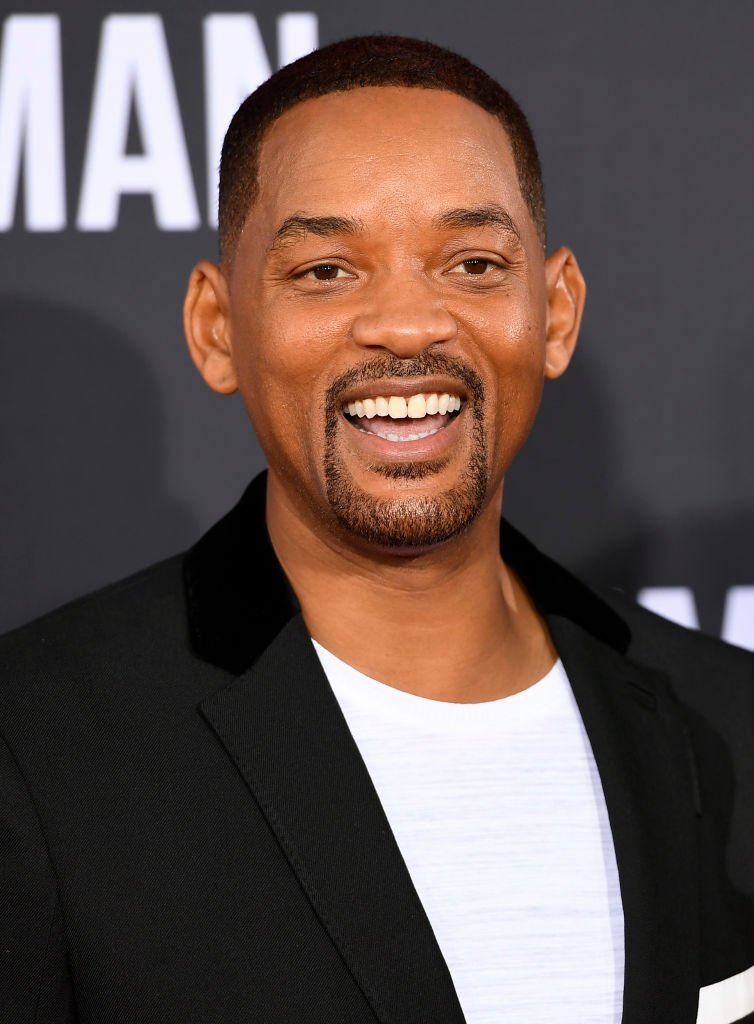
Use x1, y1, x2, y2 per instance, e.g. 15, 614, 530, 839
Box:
265, 476, 556, 703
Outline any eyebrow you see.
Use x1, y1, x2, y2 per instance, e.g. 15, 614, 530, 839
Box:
268, 203, 520, 253
435, 204, 520, 239
270, 213, 364, 251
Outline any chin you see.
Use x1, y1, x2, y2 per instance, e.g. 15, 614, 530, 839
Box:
325, 465, 488, 551
322, 371, 491, 551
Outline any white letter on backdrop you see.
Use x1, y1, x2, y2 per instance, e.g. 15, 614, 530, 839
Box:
0, 15, 65, 230
636, 587, 700, 630
721, 586, 754, 652
77, 14, 199, 231
203, 13, 318, 227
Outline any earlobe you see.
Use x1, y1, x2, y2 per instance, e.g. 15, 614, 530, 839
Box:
543, 246, 586, 380
183, 260, 238, 395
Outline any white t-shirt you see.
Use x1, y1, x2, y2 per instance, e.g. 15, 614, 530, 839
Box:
312, 641, 625, 1024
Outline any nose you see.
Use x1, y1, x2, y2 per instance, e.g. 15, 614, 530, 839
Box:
350, 277, 458, 357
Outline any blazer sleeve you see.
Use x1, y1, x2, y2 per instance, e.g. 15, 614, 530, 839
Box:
0, 731, 75, 1023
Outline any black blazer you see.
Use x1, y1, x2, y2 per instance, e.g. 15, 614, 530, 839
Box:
1, 473, 753, 1024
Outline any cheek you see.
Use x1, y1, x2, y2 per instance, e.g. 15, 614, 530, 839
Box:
462, 299, 547, 397
495, 322, 548, 416
458, 273, 548, 353
230, 303, 335, 462
463, 302, 548, 467
236, 297, 344, 381
486, 362, 545, 483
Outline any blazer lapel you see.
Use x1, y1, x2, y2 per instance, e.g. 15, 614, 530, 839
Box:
547, 613, 701, 1024
501, 520, 703, 1023
186, 476, 705, 1024
199, 614, 466, 1024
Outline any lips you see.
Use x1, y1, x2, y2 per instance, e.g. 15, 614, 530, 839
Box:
343, 390, 463, 442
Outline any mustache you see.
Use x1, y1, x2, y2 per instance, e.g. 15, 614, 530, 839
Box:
325, 353, 486, 409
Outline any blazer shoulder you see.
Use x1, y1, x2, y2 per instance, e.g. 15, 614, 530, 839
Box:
598, 585, 754, 723
602, 585, 753, 672
501, 517, 753, 686
0, 554, 190, 708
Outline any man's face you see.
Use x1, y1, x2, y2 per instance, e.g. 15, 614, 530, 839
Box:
223, 86, 567, 550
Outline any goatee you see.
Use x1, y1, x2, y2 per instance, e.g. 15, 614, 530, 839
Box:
323, 353, 488, 549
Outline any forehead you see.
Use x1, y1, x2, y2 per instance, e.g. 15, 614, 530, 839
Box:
252, 86, 527, 232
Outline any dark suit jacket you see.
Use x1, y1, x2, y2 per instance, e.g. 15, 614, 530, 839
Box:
1, 472, 753, 1024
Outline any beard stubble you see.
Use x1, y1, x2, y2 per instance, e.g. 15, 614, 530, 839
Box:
323, 354, 489, 549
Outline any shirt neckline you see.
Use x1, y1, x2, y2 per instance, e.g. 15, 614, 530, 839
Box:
312, 639, 574, 734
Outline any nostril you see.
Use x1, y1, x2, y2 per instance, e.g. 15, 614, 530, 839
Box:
350, 308, 458, 352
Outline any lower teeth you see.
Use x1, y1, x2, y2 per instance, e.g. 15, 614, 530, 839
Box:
346, 410, 456, 443
378, 427, 443, 442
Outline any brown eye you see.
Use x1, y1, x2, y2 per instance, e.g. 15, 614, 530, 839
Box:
309, 264, 343, 281
460, 259, 490, 275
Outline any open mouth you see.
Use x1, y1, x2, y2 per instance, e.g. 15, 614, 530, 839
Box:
342, 391, 464, 442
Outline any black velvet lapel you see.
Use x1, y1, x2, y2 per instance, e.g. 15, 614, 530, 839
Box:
183, 471, 632, 676
183, 473, 300, 674
499, 518, 631, 651
187, 472, 703, 1023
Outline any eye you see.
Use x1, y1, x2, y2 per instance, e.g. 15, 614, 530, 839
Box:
303, 264, 349, 281
449, 258, 497, 276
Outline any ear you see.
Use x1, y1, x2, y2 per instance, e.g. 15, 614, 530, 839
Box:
543, 246, 586, 380
183, 260, 237, 395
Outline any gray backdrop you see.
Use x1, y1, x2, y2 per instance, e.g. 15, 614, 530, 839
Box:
1, 1, 752, 648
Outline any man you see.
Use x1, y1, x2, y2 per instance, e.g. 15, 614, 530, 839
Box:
1, 34, 752, 1024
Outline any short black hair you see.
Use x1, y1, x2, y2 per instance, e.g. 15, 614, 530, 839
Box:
218, 34, 546, 262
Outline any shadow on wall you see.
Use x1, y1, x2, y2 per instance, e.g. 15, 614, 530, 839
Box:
504, 340, 648, 590
506, 341, 754, 640
0, 297, 198, 634
584, 508, 754, 640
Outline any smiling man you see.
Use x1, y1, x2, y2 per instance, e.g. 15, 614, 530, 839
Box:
2, 34, 753, 1024
183, 75, 578, 706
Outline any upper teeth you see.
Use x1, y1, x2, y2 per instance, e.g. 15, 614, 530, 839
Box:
345, 392, 462, 419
